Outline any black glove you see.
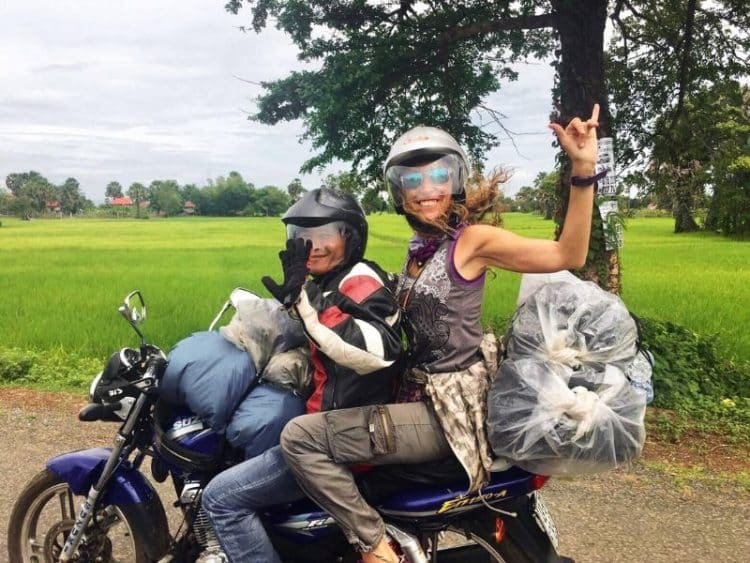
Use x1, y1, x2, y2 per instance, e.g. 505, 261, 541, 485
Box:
262, 238, 312, 308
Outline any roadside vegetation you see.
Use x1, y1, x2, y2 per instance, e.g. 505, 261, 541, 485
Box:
0, 171, 389, 219
1, 214, 748, 443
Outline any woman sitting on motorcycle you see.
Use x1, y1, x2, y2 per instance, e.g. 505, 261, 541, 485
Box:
201, 188, 403, 562
280, 106, 602, 563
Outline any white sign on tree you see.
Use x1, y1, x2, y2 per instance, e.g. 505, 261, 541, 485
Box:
596, 137, 617, 196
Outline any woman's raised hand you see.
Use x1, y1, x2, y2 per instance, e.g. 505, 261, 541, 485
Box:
549, 104, 600, 169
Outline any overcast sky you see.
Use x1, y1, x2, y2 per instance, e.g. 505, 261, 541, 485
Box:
1, 1, 559, 203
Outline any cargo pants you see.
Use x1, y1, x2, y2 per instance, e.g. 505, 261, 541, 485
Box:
279, 401, 453, 552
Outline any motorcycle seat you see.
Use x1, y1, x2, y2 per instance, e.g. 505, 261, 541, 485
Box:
355, 457, 468, 505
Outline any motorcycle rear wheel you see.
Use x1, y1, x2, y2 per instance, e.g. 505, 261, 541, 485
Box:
455, 498, 567, 563
7, 468, 150, 563
436, 531, 508, 563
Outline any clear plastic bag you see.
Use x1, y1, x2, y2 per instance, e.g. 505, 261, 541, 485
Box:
261, 347, 312, 396
487, 276, 649, 475
487, 359, 646, 475
220, 296, 305, 374
505, 278, 638, 371
625, 349, 655, 404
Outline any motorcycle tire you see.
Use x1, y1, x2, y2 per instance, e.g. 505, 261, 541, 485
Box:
459, 499, 568, 563
440, 529, 510, 563
8, 468, 151, 563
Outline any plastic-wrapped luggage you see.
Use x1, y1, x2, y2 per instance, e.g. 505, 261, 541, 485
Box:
487, 272, 652, 475
225, 382, 306, 459
160, 331, 257, 433
161, 295, 309, 457
220, 294, 305, 374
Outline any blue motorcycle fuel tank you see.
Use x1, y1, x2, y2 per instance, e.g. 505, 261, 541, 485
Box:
153, 404, 223, 473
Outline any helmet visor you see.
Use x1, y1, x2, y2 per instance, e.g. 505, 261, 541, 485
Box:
385, 154, 462, 210
286, 221, 347, 248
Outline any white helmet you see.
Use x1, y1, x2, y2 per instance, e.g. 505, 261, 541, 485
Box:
383, 126, 470, 214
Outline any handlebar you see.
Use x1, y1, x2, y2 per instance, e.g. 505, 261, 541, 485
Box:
134, 355, 168, 393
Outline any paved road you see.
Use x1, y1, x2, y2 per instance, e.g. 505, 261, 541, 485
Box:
1, 392, 748, 562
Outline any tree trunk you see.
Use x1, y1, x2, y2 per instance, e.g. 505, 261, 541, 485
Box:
704, 188, 719, 231
673, 190, 700, 233
667, 165, 700, 234
551, 0, 622, 294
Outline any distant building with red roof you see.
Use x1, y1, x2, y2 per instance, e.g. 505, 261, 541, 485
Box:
110, 196, 133, 206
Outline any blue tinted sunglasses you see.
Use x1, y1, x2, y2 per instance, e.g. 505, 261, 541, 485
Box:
399, 167, 452, 190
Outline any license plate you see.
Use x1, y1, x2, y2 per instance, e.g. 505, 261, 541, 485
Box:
532, 492, 559, 550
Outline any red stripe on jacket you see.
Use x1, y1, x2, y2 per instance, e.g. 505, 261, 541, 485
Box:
319, 305, 350, 328
305, 344, 327, 413
339, 275, 383, 304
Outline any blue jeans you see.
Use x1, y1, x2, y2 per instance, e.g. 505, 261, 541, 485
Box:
202, 445, 304, 562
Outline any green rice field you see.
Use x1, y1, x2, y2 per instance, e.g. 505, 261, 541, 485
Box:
1, 214, 748, 362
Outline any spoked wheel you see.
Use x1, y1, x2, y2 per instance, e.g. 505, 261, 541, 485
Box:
8, 469, 149, 562
434, 529, 507, 563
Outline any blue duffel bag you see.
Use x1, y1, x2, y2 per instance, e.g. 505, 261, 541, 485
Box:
225, 382, 306, 459
161, 331, 257, 433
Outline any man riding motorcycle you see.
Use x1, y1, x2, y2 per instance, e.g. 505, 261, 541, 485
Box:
201, 187, 403, 562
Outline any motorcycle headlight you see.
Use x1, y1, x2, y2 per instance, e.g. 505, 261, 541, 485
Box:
91, 348, 143, 404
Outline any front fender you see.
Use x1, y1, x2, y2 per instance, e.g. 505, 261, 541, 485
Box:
47, 447, 156, 505
47, 447, 170, 559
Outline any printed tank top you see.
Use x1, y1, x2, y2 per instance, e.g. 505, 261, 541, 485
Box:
396, 227, 486, 374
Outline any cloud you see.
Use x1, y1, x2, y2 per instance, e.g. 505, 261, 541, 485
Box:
0, 1, 559, 201
479, 61, 559, 195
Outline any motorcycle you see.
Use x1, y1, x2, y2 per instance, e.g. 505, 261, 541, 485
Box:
7, 289, 569, 562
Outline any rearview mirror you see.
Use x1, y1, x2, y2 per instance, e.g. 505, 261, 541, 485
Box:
119, 290, 147, 325
118, 290, 148, 350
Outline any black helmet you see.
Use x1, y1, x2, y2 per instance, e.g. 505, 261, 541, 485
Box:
282, 188, 368, 265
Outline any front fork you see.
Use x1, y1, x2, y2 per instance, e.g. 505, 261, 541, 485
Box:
59, 393, 148, 561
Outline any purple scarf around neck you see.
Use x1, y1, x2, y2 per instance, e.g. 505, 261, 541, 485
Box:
408, 234, 445, 264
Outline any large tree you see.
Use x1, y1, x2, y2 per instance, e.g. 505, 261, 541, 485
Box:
286, 178, 306, 203
105, 181, 124, 200
607, 0, 750, 232
127, 182, 148, 218
213, 171, 256, 216
227, 1, 565, 176
226, 0, 748, 289
323, 170, 369, 200
148, 180, 183, 217
532, 170, 560, 220
58, 177, 86, 215
226, 0, 617, 287
5, 171, 57, 216
705, 84, 750, 236
255, 185, 291, 216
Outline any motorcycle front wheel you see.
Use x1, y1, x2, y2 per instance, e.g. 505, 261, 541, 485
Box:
7, 468, 150, 563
